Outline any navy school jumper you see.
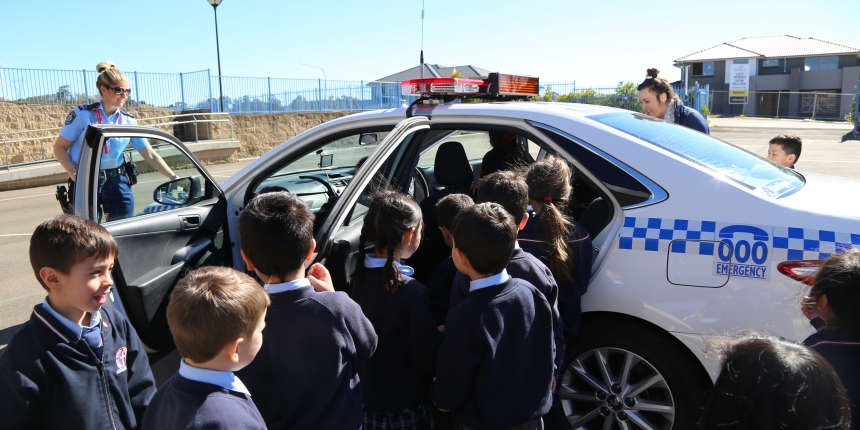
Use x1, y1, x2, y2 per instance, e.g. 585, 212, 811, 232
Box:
434, 277, 555, 430
425, 256, 458, 326
142, 373, 265, 430
235, 287, 377, 430
0, 304, 156, 430
804, 329, 860, 429
518, 214, 593, 338
352, 266, 443, 413
449, 248, 565, 379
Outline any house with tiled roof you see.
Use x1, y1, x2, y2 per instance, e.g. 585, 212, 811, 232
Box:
675, 36, 860, 118
367, 64, 491, 106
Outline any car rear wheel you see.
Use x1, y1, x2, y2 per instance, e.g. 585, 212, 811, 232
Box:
553, 319, 708, 430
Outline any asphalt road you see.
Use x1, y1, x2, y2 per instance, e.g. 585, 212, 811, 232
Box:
0, 118, 855, 355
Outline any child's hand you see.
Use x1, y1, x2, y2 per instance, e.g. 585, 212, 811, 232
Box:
308, 263, 334, 292
437, 325, 445, 333
801, 295, 817, 320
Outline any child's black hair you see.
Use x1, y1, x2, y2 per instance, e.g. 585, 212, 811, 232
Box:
810, 249, 860, 331
238, 191, 314, 280
435, 193, 474, 231
475, 171, 528, 222
525, 158, 576, 285
350, 191, 422, 293
769, 134, 803, 162
702, 333, 850, 430
451, 203, 517, 275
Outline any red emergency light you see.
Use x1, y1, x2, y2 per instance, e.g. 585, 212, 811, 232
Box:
401, 73, 539, 99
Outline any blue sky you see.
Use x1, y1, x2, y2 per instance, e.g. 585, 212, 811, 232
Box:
0, 0, 857, 85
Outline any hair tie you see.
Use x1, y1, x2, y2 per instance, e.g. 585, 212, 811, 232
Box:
543, 197, 553, 202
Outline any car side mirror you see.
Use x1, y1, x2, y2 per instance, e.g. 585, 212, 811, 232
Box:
153, 176, 202, 206
359, 133, 378, 145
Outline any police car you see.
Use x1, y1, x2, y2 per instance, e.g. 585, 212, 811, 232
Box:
71, 73, 860, 430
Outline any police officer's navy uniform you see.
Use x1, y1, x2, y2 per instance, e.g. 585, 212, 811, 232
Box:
0, 300, 156, 429
60, 102, 148, 221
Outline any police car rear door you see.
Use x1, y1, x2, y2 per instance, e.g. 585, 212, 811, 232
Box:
313, 116, 431, 292
76, 124, 228, 352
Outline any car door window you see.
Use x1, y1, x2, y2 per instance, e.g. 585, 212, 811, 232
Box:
417, 130, 494, 169
93, 137, 214, 224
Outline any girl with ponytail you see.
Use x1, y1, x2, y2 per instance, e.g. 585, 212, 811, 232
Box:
350, 191, 441, 429
520, 158, 593, 338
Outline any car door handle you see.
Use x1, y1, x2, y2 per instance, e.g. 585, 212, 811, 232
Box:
181, 215, 200, 231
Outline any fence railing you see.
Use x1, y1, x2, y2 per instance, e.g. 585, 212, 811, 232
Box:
0, 112, 235, 169
705, 90, 854, 120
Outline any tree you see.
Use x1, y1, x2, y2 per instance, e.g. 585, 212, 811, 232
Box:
450, 68, 465, 78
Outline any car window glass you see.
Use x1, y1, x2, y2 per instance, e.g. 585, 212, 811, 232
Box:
591, 112, 805, 198
98, 138, 213, 224
417, 130, 493, 168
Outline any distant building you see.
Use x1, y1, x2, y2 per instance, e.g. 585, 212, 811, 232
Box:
675, 36, 860, 118
369, 64, 491, 106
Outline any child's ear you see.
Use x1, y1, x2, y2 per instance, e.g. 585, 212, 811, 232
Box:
225, 337, 242, 364
403, 227, 416, 245
305, 239, 316, 262
816, 294, 832, 313
787, 153, 797, 165
518, 214, 529, 231
240, 249, 256, 271
39, 267, 63, 291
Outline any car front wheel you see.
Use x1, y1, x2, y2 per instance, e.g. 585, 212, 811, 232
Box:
553, 318, 709, 430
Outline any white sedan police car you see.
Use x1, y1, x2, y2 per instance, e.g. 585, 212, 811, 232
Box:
70, 75, 860, 430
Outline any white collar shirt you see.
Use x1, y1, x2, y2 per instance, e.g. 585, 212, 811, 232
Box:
178, 359, 250, 395
42, 298, 102, 339
265, 278, 312, 295
468, 269, 511, 293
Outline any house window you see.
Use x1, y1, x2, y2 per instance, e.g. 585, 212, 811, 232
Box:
692, 61, 714, 76
763, 59, 779, 67
804, 57, 839, 71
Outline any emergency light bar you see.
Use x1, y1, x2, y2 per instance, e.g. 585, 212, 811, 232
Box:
401, 73, 539, 99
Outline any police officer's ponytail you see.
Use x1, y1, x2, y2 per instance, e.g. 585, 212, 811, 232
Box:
95, 61, 127, 92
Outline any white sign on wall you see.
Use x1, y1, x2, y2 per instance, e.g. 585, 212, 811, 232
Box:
729, 60, 750, 105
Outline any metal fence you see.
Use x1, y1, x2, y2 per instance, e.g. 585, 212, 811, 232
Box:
0, 67, 410, 113
706, 90, 855, 120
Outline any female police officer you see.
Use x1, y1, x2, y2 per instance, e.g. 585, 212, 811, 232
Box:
637, 68, 709, 134
52, 62, 178, 222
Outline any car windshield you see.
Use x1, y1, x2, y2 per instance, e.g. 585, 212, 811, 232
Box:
590, 112, 805, 198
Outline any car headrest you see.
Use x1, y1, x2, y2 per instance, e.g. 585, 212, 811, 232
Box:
434, 141, 474, 186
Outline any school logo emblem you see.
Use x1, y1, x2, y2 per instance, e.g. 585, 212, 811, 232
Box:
64, 111, 76, 125
116, 346, 128, 374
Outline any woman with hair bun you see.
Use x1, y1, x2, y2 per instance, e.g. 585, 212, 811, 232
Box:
637, 68, 709, 134
52, 61, 177, 222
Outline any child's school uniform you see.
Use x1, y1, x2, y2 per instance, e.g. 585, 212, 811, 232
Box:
142, 360, 265, 430
236, 278, 378, 430
518, 213, 593, 338
434, 271, 554, 430
425, 256, 458, 326
352, 254, 442, 429
0, 299, 156, 429
448, 243, 565, 383
804, 329, 860, 428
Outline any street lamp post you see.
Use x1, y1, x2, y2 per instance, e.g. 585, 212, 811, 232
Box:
301, 63, 327, 111
207, 0, 225, 112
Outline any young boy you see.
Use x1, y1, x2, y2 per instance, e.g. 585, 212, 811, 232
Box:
434, 203, 555, 430
448, 171, 565, 382
235, 191, 378, 430
142, 266, 271, 429
0, 215, 156, 429
426, 193, 474, 325
767, 134, 802, 168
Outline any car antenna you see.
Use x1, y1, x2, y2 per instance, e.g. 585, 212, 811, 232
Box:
420, 0, 424, 79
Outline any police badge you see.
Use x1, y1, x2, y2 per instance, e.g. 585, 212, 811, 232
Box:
64, 111, 76, 125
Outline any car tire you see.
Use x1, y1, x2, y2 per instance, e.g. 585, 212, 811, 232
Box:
552, 318, 709, 430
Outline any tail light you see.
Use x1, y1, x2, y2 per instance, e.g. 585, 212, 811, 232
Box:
777, 260, 825, 285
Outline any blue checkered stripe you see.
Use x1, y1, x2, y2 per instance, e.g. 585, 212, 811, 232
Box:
140, 203, 190, 215
772, 227, 860, 261
618, 217, 718, 255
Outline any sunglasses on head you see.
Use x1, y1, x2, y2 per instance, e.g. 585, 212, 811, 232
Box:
107, 86, 132, 96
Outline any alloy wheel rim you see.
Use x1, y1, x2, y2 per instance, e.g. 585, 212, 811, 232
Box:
560, 347, 675, 430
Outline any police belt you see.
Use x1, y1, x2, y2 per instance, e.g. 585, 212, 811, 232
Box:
99, 165, 127, 180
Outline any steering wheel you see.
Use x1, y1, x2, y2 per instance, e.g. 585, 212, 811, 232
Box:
299, 175, 338, 198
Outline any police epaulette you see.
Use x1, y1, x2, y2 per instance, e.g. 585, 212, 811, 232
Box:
78, 103, 100, 111
119, 109, 135, 118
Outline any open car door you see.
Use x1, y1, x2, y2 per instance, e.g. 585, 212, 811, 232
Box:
75, 124, 230, 352
309, 116, 431, 293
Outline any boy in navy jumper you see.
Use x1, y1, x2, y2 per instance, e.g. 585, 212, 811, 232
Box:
143, 266, 271, 430
426, 193, 474, 325
235, 191, 378, 430
434, 203, 555, 430
0, 215, 156, 429
448, 171, 565, 386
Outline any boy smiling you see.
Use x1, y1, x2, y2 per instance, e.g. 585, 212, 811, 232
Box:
0, 215, 155, 429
